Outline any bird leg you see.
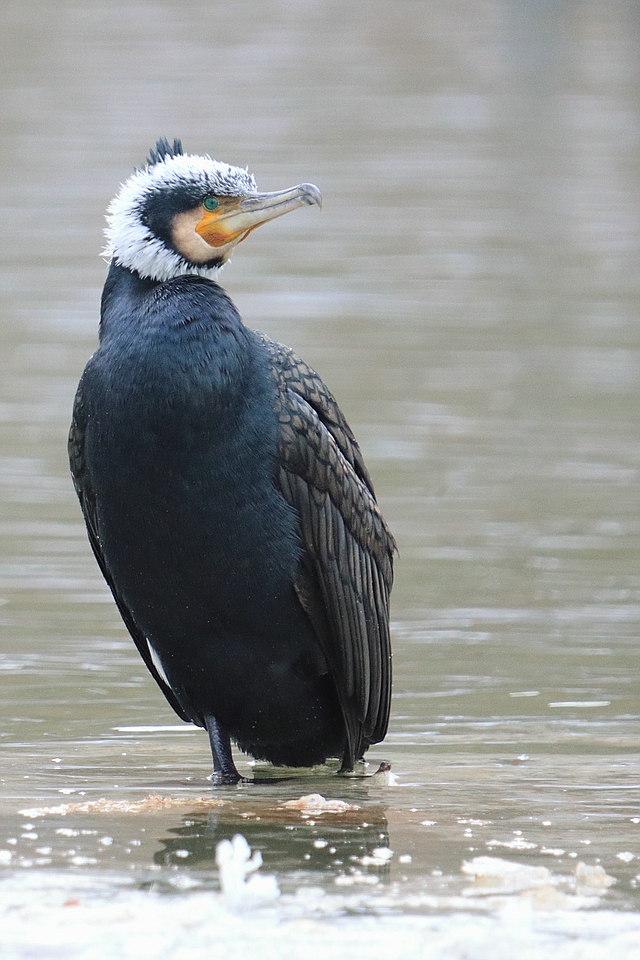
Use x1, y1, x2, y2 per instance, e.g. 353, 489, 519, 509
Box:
205, 716, 241, 784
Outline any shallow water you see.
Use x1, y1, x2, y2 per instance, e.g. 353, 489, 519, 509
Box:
1, 1, 640, 956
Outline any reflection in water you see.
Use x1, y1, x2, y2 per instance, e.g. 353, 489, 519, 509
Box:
154, 808, 390, 882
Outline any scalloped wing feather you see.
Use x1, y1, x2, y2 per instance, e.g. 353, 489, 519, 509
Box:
265, 337, 395, 768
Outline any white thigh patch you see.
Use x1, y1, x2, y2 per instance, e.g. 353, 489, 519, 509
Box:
147, 639, 171, 689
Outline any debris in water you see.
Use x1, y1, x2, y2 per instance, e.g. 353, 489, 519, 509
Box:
20, 793, 227, 818
280, 794, 360, 815
486, 837, 538, 851
360, 846, 394, 867
372, 762, 399, 785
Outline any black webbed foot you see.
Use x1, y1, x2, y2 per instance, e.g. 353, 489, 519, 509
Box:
208, 770, 243, 786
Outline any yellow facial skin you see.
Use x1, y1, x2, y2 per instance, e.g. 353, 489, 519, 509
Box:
195, 197, 255, 248
195, 183, 322, 248
170, 182, 321, 266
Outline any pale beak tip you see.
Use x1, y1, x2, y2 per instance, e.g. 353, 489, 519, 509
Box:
299, 183, 322, 209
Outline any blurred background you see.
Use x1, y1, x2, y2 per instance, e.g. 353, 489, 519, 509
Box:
1, 0, 640, 935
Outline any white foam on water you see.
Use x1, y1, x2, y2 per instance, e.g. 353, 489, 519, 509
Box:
0, 845, 636, 960
1, 875, 640, 960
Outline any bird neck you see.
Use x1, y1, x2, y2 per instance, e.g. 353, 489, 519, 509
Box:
99, 261, 162, 341
96, 260, 259, 404
99, 260, 241, 337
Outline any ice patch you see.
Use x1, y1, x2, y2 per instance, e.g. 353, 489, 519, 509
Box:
462, 856, 552, 895
462, 856, 615, 908
215, 834, 280, 907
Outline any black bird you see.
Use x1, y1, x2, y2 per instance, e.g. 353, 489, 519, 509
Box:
69, 138, 395, 783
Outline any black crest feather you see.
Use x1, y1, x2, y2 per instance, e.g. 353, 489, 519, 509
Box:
146, 138, 184, 167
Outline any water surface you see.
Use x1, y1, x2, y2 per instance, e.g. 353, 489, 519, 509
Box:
1, 2, 639, 957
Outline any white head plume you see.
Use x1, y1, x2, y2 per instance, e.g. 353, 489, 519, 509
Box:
104, 146, 257, 283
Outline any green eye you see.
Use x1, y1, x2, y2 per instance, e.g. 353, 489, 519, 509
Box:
203, 196, 219, 212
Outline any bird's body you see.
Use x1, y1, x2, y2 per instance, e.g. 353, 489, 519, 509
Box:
70, 140, 394, 782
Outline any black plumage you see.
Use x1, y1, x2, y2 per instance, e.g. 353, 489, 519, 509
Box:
69, 141, 395, 782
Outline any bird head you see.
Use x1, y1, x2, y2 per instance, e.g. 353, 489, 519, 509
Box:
104, 138, 322, 283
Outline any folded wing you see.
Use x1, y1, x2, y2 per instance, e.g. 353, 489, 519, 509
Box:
264, 337, 396, 769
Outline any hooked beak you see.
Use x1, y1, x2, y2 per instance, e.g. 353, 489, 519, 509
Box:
195, 183, 322, 248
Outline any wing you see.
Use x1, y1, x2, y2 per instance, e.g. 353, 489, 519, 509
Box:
262, 336, 396, 769
68, 376, 195, 725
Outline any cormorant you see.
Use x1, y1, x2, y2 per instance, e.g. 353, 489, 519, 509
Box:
69, 138, 395, 783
